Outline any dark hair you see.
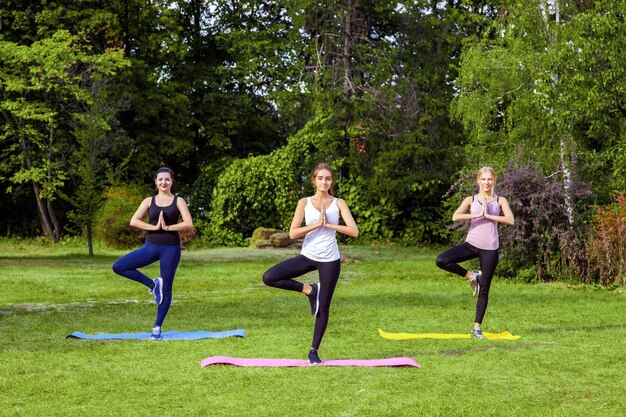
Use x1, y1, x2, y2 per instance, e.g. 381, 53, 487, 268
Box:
310, 163, 335, 196
154, 167, 175, 181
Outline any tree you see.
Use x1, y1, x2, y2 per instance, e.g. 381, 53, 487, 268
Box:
0, 30, 128, 241
66, 76, 130, 255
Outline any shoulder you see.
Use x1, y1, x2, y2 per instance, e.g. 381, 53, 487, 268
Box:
336, 198, 350, 208
498, 196, 509, 204
295, 197, 308, 209
141, 196, 153, 206
176, 196, 188, 206
463, 196, 474, 204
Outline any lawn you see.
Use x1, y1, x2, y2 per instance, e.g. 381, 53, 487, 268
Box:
0, 241, 624, 416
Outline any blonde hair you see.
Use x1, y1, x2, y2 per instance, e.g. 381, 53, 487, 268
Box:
476, 166, 496, 196
311, 163, 335, 196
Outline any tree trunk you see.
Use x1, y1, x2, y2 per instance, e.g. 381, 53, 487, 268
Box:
540, 0, 574, 226
47, 198, 60, 241
21, 137, 55, 240
343, 2, 353, 99
560, 134, 575, 226
87, 222, 94, 256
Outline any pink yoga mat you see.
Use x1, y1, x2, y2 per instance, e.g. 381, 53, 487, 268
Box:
200, 356, 421, 368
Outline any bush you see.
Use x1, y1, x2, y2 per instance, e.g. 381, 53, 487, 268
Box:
96, 185, 145, 249
496, 161, 592, 281
199, 152, 301, 247
587, 193, 626, 286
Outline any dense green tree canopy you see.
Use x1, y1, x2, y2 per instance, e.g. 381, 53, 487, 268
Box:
1, 0, 625, 284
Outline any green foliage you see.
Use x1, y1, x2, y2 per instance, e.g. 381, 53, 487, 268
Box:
199, 152, 300, 247
452, 0, 626, 201
95, 185, 145, 249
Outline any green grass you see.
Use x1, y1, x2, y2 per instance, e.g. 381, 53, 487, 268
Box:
1, 242, 624, 416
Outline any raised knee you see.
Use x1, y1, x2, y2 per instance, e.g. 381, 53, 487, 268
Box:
435, 256, 446, 269
112, 262, 123, 276
262, 271, 273, 287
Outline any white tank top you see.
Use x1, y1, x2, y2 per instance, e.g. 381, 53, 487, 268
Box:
300, 197, 341, 262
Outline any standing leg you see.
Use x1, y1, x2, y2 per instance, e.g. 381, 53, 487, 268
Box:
262, 255, 316, 292
474, 249, 499, 325
310, 259, 341, 351
112, 244, 160, 289
154, 244, 181, 327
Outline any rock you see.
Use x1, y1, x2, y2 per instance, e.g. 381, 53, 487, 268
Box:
270, 232, 293, 247
254, 239, 274, 249
251, 227, 283, 247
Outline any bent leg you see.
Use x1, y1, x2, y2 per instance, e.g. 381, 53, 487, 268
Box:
435, 242, 477, 277
112, 244, 159, 289
262, 255, 316, 292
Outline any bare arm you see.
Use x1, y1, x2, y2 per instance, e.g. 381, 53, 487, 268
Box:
324, 199, 359, 237
485, 197, 515, 225
129, 197, 160, 231
452, 196, 483, 222
289, 198, 323, 239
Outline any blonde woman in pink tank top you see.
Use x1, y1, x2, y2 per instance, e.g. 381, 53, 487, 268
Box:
435, 167, 514, 339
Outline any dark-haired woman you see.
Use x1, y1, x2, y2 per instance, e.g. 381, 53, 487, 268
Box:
435, 166, 514, 339
112, 167, 193, 340
262, 163, 359, 364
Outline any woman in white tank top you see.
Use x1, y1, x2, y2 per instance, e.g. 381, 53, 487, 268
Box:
262, 163, 358, 364
435, 166, 514, 339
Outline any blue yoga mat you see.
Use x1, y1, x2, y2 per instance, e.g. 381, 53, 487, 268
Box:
65, 329, 245, 340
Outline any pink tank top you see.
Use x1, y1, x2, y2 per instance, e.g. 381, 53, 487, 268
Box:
465, 195, 500, 250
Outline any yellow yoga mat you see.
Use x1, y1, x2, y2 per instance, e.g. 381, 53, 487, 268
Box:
378, 328, 521, 340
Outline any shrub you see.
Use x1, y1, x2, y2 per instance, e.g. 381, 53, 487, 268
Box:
199, 154, 300, 247
587, 193, 626, 286
496, 161, 592, 281
95, 185, 145, 249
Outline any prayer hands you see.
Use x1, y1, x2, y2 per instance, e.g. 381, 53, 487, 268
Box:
319, 203, 327, 227
158, 211, 170, 231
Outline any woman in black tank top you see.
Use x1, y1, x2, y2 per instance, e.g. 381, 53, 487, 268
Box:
112, 167, 193, 340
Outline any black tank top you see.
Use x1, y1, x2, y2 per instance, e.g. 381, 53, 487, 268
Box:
145, 195, 181, 245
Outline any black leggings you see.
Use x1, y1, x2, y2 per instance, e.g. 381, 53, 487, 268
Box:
262, 255, 341, 350
435, 242, 499, 324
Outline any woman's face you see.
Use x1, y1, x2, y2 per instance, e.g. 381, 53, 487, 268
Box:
314, 169, 333, 193
477, 172, 495, 193
155, 172, 173, 192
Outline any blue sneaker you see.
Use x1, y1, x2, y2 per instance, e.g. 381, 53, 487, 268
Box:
469, 270, 481, 297
151, 278, 163, 305
470, 327, 484, 339
308, 348, 322, 365
150, 326, 162, 340
307, 283, 320, 316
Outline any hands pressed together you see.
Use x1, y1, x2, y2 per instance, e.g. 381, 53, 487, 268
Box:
156, 211, 170, 231
317, 203, 328, 227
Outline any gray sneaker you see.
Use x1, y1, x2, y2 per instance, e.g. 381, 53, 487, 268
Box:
469, 270, 481, 297
470, 327, 485, 339
307, 283, 320, 316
